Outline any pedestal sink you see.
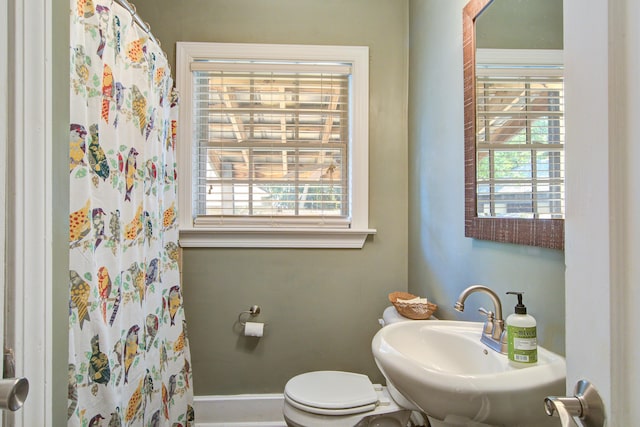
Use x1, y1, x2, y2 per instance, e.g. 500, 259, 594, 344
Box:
371, 320, 566, 427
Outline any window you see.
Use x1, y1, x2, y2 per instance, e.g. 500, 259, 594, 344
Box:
176, 43, 374, 248
476, 49, 564, 220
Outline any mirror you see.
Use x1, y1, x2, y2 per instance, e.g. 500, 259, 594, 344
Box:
463, 0, 564, 250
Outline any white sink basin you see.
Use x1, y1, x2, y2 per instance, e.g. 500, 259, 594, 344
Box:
372, 320, 566, 427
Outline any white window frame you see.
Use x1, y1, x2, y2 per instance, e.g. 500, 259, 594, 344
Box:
176, 42, 375, 248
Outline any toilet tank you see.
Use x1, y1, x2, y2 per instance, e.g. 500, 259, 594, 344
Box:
379, 306, 411, 327
380, 304, 437, 327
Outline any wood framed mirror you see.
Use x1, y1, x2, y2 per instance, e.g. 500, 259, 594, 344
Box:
463, 0, 564, 250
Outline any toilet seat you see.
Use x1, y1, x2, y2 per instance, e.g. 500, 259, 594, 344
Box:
284, 371, 379, 416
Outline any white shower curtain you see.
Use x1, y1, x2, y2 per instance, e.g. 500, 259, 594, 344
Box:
69, 0, 193, 425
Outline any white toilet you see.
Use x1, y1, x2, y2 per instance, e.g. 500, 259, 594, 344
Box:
282, 306, 425, 427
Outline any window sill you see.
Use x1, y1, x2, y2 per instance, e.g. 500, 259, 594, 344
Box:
179, 227, 377, 248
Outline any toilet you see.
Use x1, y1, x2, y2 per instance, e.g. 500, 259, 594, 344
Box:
283, 370, 412, 427
282, 306, 426, 427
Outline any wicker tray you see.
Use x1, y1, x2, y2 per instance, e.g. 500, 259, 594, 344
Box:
388, 291, 437, 320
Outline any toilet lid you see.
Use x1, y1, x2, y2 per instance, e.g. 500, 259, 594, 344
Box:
284, 371, 378, 415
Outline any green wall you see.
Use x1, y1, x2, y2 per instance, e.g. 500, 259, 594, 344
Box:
134, 0, 409, 394
408, 0, 565, 354
477, 0, 563, 49
53, 0, 70, 423
130, 0, 566, 397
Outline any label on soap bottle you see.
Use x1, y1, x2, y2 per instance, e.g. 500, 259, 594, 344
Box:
507, 325, 537, 364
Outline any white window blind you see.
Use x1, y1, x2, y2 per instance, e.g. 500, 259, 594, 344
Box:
476, 57, 564, 220
191, 61, 352, 227
176, 43, 373, 248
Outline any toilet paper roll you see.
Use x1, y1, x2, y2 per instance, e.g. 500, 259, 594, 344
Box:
244, 321, 264, 337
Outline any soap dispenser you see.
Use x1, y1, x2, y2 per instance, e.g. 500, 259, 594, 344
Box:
506, 291, 537, 367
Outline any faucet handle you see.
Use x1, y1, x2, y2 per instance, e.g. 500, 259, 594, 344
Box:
478, 307, 494, 335
478, 307, 494, 319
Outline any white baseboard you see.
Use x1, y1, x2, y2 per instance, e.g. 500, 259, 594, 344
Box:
194, 394, 287, 427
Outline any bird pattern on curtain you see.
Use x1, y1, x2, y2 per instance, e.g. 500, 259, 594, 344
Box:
69, 0, 194, 425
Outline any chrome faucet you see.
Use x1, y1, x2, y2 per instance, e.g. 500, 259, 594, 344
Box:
454, 285, 508, 354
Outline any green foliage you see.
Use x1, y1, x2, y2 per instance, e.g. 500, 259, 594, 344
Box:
267, 185, 342, 211
477, 118, 557, 181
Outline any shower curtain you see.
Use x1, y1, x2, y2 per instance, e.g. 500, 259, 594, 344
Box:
69, 0, 193, 425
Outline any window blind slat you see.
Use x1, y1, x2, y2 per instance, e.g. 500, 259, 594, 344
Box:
476, 61, 564, 219
191, 61, 352, 74
192, 61, 350, 219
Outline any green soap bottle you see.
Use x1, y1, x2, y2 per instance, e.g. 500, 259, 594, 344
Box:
506, 291, 537, 367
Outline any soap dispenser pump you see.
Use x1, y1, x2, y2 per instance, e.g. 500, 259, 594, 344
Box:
506, 291, 537, 367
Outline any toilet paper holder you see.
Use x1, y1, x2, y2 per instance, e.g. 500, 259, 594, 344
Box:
238, 305, 266, 326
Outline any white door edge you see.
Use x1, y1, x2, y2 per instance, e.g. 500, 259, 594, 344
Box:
1, 0, 8, 413
8, 0, 53, 424
564, 0, 638, 424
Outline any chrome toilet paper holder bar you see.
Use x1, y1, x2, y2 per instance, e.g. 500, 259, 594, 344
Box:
238, 305, 264, 326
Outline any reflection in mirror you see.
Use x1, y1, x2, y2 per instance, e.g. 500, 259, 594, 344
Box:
463, 0, 565, 250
